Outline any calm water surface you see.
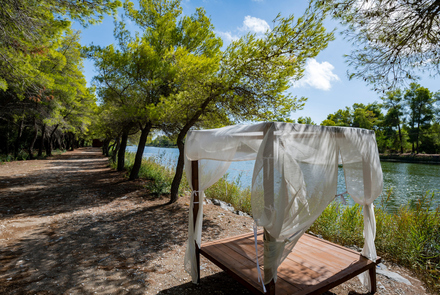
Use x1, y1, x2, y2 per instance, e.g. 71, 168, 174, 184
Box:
127, 146, 440, 211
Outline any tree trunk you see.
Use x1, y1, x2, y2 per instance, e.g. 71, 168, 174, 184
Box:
397, 123, 403, 153
169, 137, 185, 203
117, 129, 129, 171
169, 94, 217, 203
57, 134, 64, 151
14, 114, 25, 158
46, 125, 59, 157
70, 133, 75, 151
66, 133, 71, 150
38, 124, 46, 157
129, 122, 152, 180
6, 120, 10, 155
28, 117, 38, 160
415, 124, 420, 154
45, 137, 52, 157
102, 139, 110, 156
111, 137, 120, 162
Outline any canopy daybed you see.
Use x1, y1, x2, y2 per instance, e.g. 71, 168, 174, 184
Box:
183, 122, 383, 294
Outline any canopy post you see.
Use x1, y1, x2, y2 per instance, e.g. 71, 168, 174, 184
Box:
369, 266, 377, 294
192, 160, 201, 284
263, 123, 276, 294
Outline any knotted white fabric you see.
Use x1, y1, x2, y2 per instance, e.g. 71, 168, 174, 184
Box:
184, 122, 383, 291
253, 222, 266, 293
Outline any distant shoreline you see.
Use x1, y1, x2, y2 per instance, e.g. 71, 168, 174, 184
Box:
380, 154, 440, 164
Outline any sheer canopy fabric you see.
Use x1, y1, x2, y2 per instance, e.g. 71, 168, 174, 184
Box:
184, 122, 383, 291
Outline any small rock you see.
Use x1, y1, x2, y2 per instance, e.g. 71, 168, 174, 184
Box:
212, 199, 235, 212
212, 199, 221, 206
377, 268, 412, 285
235, 210, 244, 216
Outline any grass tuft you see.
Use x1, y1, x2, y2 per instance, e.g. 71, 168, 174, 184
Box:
204, 173, 252, 213
118, 152, 177, 196
310, 188, 440, 293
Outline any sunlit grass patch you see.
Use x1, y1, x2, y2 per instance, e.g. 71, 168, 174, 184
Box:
205, 173, 252, 214
310, 188, 440, 293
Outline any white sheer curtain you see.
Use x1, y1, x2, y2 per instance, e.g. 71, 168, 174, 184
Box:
338, 128, 383, 291
184, 124, 263, 282
184, 123, 383, 291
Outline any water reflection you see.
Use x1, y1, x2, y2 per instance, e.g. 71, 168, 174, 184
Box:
128, 146, 440, 212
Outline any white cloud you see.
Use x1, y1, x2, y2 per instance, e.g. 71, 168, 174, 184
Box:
216, 31, 239, 43
240, 15, 270, 34
294, 59, 340, 91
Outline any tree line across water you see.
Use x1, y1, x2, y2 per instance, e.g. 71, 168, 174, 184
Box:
319, 83, 440, 155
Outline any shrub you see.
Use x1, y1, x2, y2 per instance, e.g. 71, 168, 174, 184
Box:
205, 173, 252, 214
310, 188, 440, 293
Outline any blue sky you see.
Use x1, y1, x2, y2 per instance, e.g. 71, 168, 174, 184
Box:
73, 0, 439, 124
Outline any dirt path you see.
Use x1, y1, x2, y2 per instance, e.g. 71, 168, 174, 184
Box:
0, 148, 433, 294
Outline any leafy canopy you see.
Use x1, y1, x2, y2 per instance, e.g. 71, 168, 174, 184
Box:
315, 0, 440, 91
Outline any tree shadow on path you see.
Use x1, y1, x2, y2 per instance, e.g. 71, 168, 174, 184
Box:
0, 147, 141, 219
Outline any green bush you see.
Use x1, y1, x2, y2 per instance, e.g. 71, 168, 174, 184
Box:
205, 173, 252, 214
121, 152, 175, 196
0, 154, 14, 163
310, 189, 440, 293
0, 148, 66, 163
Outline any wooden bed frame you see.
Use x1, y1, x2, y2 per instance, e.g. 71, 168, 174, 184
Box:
190, 143, 380, 294
199, 230, 380, 294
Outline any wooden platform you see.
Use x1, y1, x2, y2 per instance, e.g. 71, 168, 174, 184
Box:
200, 231, 381, 295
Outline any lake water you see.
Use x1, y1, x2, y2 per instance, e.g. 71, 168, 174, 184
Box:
127, 146, 440, 211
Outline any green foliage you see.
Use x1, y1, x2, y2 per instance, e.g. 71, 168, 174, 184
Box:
117, 152, 174, 196
404, 83, 436, 153
321, 83, 440, 154
0, 25, 98, 156
0, 149, 65, 163
310, 189, 440, 293
0, 0, 121, 91
322, 103, 383, 129
296, 116, 316, 125
315, 0, 440, 90
147, 135, 177, 147
205, 174, 252, 214
323, 107, 352, 126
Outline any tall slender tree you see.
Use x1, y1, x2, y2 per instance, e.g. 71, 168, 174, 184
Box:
381, 89, 405, 153
404, 83, 435, 153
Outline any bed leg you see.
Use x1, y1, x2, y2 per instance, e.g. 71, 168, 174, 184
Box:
369, 265, 377, 294
195, 240, 200, 284
192, 160, 201, 284
265, 279, 275, 295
